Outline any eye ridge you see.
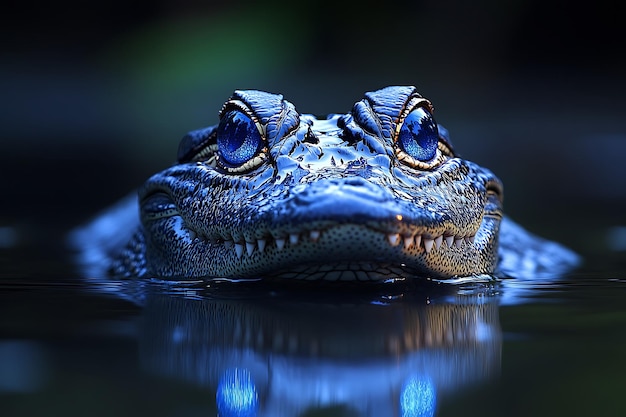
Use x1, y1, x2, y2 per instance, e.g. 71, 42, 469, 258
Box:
397, 107, 439, 163
217, 110, 265, 168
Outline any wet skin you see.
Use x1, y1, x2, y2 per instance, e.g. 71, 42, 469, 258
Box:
72, 86, 579, 281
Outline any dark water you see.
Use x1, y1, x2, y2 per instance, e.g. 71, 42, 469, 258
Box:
2, 235, 626, 417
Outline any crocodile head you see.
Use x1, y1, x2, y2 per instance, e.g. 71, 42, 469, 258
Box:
124, 86, 503, 281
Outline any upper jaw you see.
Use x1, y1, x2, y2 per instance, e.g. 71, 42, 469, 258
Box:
190, 179, 488, 256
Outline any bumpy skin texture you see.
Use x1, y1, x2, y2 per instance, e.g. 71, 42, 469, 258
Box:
105, 86, 507, 281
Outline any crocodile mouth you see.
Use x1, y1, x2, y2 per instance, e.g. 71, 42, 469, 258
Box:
206, 225, 477, 260
140, 159, 503, 280
187, 209, 498, 280
214, 224, 480, 281
180, 178, 503, 280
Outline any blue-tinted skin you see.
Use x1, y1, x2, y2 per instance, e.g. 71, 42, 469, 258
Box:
72, 86, 580, 281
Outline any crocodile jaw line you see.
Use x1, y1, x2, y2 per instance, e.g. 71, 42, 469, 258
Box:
184, 218, 491, 280
206, 227, 477, 258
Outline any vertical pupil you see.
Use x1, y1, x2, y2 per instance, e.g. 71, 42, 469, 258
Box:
398, 108, 438, 162
217, 111, 262, 166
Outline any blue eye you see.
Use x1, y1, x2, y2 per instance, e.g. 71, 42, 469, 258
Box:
217, 110, 264, 167
398, 107, 439, 162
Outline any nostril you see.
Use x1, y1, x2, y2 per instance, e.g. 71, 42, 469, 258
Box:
339, 177, 390, 202
292, 178, 393, 207
302, 128, 319, 144
343, 177, 368, 186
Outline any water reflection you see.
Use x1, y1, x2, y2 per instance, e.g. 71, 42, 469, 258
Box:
134, 283, 501, 416
217, 368, 259, 417
0, 340, 49, 393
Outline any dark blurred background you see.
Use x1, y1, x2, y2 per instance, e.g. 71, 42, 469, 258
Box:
2, 0, 625, 260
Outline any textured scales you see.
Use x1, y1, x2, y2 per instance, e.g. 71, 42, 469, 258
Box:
71, 86, 579, 281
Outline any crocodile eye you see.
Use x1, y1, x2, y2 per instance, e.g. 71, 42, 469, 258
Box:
217, 110, 264, 168
398, 107, 438, 162
395, 106, 452, 170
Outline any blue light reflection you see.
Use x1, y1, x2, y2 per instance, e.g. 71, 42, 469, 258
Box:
400, 376, 436, 417
216, 368, 259, 417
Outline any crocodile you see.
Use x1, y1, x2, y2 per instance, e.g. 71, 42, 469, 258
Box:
71, 86, 579, 281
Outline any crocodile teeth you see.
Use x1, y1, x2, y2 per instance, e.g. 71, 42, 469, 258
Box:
387, 232, 478, 253
387, 234, 401, 246
222, 229, 478, 258
246, 242, 255, 256
423, 238, 434, 253
234, 243, 244, 259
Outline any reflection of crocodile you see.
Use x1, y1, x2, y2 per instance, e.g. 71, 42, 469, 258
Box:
138, 285, 501, 416
71, 86, 579, 280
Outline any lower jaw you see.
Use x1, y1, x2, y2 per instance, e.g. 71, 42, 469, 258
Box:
271, 262, 420, 282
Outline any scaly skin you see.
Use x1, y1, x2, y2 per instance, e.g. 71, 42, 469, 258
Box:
108, 86, 507, 281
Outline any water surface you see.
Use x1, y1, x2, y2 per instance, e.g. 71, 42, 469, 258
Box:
2, 239, 625, 417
